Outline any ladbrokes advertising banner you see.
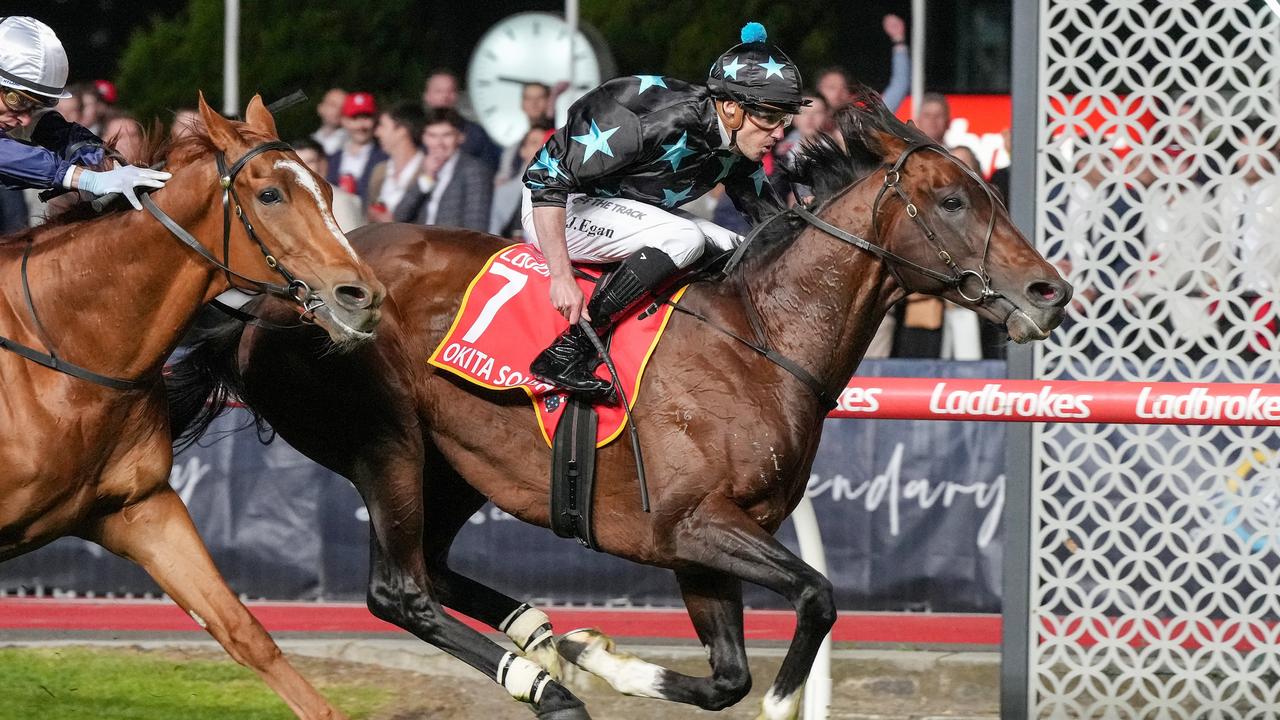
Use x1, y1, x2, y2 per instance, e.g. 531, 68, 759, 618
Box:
0, 360, 1008, 612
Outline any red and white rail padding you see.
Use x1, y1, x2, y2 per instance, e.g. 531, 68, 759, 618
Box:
829, 377, 1280, 426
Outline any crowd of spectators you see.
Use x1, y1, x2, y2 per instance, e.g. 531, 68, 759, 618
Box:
1, 14, 1069, 361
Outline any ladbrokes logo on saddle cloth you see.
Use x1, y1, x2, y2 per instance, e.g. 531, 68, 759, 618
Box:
429, 245, 686, 447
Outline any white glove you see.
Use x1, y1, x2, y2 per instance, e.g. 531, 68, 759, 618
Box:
76, 163, 173, 210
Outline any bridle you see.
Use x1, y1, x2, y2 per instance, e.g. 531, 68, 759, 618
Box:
142, 140, 322, 313
685, 139, 1006, 410
0, 140, 322, 390
793, 140, 1001, 304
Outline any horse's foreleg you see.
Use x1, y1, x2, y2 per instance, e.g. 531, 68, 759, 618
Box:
670, 495, 835, 720
89, 487, 344, 720
555, 569, 752, 710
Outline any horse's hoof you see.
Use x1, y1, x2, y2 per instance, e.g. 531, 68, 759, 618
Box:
536, 705, 592, 720
556, 627, 613, 666
754, 689, 802, 720
525, 634, 565, 680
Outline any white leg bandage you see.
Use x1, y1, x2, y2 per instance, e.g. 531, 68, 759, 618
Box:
497, 652, 553, 703
499, 603, 555, 652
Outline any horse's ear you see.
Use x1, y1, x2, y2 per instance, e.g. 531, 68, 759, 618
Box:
198, 91, 240, 150
244, 94, 277, 138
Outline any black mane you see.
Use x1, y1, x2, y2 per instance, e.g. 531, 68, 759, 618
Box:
748, 84, 934, 258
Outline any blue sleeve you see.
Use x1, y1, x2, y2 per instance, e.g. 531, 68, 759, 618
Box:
28, 111, 106, 168
0, 136, 73, 190
881, 46, 911, 113
0, 188, 28, 233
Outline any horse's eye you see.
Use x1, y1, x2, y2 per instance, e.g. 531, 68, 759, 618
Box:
257, 188, 282, 204
942, 196, 964, 212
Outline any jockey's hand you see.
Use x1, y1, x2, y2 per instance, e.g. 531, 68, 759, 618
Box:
76, 162, 172, 210
550, 273, 590, 325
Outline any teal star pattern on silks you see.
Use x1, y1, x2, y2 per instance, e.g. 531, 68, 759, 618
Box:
530, 148, 562, 179
722, 56, 746, 80
527, 181, 546, 189
634, 75, 667, 93
659, 132, 696, 171
661, 185, 694, 207
714, 154, 737, 183
759, 56, 786, 79
571, 120, 620, 163
750, 165, 768, 194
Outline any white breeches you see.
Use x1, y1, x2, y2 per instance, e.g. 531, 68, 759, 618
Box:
521, 188, 741, 269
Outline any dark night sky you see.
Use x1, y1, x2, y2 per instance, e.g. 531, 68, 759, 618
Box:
35, 1, 1009, 94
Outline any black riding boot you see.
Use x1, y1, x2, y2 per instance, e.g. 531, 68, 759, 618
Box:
531, 247, 679, 398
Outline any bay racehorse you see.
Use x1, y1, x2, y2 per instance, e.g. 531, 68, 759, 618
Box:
169, 92, 1070, 719
1, 95, 383, 719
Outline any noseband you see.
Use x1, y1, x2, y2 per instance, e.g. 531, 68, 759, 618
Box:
0, 140, 322, 390
793, 140, 1001, 304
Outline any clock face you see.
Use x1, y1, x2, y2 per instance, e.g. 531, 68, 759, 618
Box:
467, 12, 604, 147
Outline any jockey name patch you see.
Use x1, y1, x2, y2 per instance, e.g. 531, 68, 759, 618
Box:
428, 244, 685, 447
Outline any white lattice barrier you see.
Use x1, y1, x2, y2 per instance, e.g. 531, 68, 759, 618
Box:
1030, 1, 1280, 716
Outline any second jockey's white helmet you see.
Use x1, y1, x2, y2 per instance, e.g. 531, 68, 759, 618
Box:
0, 17, 72, 100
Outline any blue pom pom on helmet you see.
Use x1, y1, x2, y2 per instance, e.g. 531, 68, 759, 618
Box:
707, 20, 807, 114
740, 22, 767, 44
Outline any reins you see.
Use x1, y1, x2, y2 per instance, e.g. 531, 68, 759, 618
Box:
669, 140, 1003, 411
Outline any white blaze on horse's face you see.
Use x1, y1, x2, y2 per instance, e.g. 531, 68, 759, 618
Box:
272, 159, 360, 263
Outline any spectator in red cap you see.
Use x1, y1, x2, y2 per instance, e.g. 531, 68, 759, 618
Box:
93, 79, 117, 105
324, 90, 387, 206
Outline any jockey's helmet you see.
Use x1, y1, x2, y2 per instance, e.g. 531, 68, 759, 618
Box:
706, 22, 808, 115
0, 17, 72, 106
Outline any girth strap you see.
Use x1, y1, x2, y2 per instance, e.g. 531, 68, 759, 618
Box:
0, 333, 149, 390
550, 395, 600, 549
0, 238, 151, 391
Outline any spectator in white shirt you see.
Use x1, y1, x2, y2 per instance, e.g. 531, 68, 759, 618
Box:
312, 88, 348, 156
367, 102, 426, 223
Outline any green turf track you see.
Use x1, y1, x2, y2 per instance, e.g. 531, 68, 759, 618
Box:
0, 647, 392, 719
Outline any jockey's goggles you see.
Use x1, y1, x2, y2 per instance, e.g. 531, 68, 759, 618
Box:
1, 88, 54, 114
745, 106, 794, 130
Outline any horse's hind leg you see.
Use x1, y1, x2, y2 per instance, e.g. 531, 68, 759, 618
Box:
556, 569, 752, 710
356, 458, 588, 719
89, 487, 343, 720
419, 453, 564, 676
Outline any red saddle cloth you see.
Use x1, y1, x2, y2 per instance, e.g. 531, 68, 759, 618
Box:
428, 244, 686, 448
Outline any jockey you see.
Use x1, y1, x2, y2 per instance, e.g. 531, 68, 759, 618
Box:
523, 21, 805, 397
0, 17, 169, 210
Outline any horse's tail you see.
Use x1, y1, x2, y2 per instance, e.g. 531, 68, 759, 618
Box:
166, 312, 258, 453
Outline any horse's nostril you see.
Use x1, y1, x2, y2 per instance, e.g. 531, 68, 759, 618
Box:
335, 283, 372, 310
1027, 280, 1071, 308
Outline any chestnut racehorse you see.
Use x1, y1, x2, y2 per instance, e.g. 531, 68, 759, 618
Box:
170, 94, 1070, 719
0, 95, 383, 718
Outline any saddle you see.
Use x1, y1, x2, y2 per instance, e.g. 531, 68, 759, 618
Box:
427, 244, 709, 548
